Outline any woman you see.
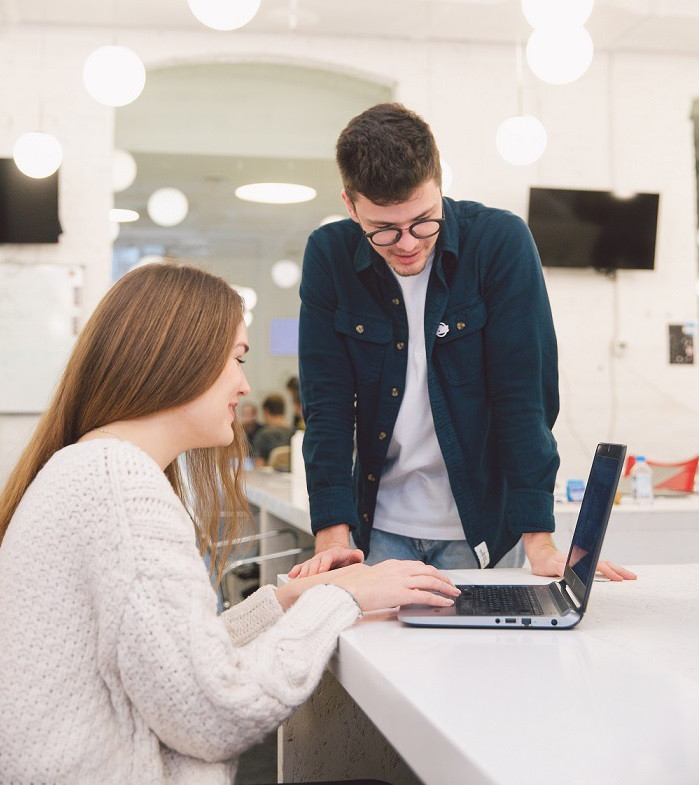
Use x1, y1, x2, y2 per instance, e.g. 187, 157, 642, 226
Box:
0, 263, 458, 784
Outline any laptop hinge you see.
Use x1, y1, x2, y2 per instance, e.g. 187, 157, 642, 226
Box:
553, 580, 580, 613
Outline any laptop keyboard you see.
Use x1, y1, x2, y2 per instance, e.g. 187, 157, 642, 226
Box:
456, 585, 543, 616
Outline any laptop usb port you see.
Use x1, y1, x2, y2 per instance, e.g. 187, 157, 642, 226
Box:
505, 618, 516, 624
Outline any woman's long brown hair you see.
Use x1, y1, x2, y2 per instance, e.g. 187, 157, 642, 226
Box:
0, 262, 250, 586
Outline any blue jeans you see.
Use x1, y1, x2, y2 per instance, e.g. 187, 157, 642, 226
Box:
363, 528, 525, 570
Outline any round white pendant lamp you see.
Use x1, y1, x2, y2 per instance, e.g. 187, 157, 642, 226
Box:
526, 26, 594, 84
83, 45, 146, 107
521, 0, 594, 30
112, 149, 137, 192
243, 310, 253, 327
146, 188, 189, 227
496, 115, 547, 166
12, 132, 63, 178
271, 260, 301, 289
440, 158, 453, 194
233, 285, 258, 312
109, 220, 120, 242
187, 0, 261, 30
319, 214, 345, 226
235, 182, 316, 204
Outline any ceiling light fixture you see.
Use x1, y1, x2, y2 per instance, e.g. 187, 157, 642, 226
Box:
521, 0, 594, 30
526, 26, 594, 84
187, 0, 261, 31
109, 208, 139, 223
440, 158, 453, 194
83, 45, 146, 107
233, 286, 258, 311
235, 182, 317, 204
496, 115, 547, 166
271, 260, 302, 289
12, 132, 63, 178
112, 149, 137, 192
147, 187, 189, 227
319, 214, 346, 226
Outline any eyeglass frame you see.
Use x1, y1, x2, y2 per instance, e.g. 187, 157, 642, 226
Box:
363, 217, 445, 247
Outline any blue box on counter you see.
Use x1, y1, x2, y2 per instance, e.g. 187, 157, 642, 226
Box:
566, 479, 585, 502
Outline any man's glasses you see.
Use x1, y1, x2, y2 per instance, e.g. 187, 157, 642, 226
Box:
364, 218, 444, 247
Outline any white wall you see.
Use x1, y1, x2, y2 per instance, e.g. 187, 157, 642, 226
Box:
1, 25, 698, 488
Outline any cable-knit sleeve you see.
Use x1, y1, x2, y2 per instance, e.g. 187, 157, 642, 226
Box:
104, 449, 359, 763
219, 585, 284, 647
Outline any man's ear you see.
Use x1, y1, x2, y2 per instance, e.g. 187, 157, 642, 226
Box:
341, 191, 359, 223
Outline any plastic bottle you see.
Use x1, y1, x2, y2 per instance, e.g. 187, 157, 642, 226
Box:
631, 455, 654, 504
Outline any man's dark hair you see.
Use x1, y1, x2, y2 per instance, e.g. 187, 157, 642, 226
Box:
285, 376, 301, 405
336, 103, 442, 206
262, 393, 285, 417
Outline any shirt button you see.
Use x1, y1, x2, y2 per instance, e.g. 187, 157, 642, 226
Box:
456, 321, 466, 330
362, 513, 370, 522
396, 341, 405, 350
392, 298, 400, 306
391, 387, 399, 397
378, 431, 387, 440
355, 324, 364, 334
367, 473, 376, 482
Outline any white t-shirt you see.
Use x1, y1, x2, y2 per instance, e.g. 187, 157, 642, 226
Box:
373, 252, 464, 540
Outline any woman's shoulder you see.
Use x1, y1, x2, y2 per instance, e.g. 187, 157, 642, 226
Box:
47, 438, 163, 483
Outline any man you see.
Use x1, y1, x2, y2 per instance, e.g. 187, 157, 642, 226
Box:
240, 401, 263, 452
251, 393, 294, 468
291, 103, 634, 582
285, 376, 305, 431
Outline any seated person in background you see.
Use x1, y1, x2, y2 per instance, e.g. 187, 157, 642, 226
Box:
0, 262, 459, 784
286, 375, 305, 431
240, 400, 263, 451
251, 393, 295, 467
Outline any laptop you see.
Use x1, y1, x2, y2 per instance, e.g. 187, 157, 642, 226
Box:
398, 442, 626, 629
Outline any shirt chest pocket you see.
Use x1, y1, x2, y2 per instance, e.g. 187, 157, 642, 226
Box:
434, 299, 487, 385
335, 309, 392, 385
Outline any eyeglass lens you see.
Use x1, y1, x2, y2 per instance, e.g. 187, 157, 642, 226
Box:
369, 219, 442, 247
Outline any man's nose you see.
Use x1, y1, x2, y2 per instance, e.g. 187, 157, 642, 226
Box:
394, 228, 419, 252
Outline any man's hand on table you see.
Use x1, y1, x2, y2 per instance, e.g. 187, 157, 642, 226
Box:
522, 531, 637, 581
288, 523, 364, 578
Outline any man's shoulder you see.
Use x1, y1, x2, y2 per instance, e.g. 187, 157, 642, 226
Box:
447, 197, 524, 229
308, 218, 361, 251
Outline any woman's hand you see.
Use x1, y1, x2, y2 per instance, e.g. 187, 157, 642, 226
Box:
277, 559, 460, 613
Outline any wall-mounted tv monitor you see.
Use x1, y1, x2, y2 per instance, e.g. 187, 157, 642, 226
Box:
0, 158, 62, 244
527, 187, 659, 270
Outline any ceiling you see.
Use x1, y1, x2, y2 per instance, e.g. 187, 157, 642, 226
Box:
4, 0, 699, 56
4, 0, 699, 276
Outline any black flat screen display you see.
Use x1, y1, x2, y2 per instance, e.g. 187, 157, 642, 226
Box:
527, 187, 658, 270
0, 158, 61, 244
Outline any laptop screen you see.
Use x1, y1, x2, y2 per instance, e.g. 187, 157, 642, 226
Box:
563, 443, 626, 609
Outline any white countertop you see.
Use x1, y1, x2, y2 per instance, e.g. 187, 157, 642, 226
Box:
328, 564, 699, 785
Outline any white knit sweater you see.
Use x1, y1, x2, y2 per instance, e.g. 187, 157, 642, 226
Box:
0, 440, 360, 784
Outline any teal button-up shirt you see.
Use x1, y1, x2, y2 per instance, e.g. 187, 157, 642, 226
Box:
299, 197, 560, 567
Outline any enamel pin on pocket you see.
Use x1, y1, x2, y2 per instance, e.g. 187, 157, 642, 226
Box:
436, 322, 449, 338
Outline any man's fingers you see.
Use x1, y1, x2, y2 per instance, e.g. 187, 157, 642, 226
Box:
597, 561, 637, 581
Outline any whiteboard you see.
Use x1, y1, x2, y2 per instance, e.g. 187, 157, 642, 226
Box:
0, 263, 83, 413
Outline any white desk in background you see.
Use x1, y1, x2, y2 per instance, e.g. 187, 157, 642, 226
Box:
554, 495, 699, 564
279, 564, 699, 785
243, 470, 313, 585
244, 469, 699, 569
